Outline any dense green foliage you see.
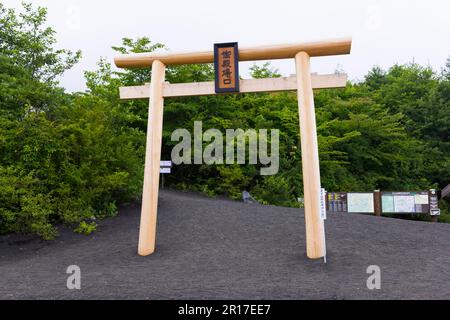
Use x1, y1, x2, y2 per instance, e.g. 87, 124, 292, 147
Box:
1, 3, 449, 239
0, 3, 144, 239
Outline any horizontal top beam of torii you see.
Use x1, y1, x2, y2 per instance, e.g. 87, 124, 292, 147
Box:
114, 37, 352, 68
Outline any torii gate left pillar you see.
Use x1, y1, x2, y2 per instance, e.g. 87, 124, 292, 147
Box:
138, 60, 165, 256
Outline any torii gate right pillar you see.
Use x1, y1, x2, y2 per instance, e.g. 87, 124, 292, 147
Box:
296, 51, 326, 259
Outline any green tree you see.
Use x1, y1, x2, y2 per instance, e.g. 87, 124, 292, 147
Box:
249, 62, 281, 79
0, 2, 81, 83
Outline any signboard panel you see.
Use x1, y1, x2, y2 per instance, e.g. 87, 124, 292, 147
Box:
430, 209, 441, 216
327, 192, 347, 212
429, 189, 440, 216
214, 43, 240, 93
381, 195, 395, 213
381, 192, 429, 214
394, 195, 415, 213
414, 194, 429, 204
347, 193, 374, 213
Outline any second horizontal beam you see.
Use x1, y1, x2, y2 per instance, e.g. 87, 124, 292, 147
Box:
119, 73, 347, 100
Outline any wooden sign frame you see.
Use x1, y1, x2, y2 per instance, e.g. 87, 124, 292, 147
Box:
114, 37, 352, 260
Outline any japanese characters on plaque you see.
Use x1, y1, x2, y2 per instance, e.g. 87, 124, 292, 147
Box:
214, 42, 240, 93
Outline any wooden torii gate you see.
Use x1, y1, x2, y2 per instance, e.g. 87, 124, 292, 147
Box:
114, 37, 352, 260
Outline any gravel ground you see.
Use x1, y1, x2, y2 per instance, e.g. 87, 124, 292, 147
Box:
1, 189, 449, 300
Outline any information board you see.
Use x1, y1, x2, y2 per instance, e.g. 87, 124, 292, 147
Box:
347, 193, 374, 213
327, 192, 348, 212
381, 192, 429, 214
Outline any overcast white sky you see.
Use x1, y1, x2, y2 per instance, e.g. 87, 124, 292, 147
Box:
3, 0, 450, 92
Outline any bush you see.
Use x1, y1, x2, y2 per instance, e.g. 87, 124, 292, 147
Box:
0, 28, 144, 239
74, 221, 97, 236
0, 166, 56, 240
0, 99, 144, 239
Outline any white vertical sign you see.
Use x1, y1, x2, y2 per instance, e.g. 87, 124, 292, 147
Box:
320, 188, 327, 220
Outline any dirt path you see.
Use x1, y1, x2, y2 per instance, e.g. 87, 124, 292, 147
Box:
1, 190, 449, 299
